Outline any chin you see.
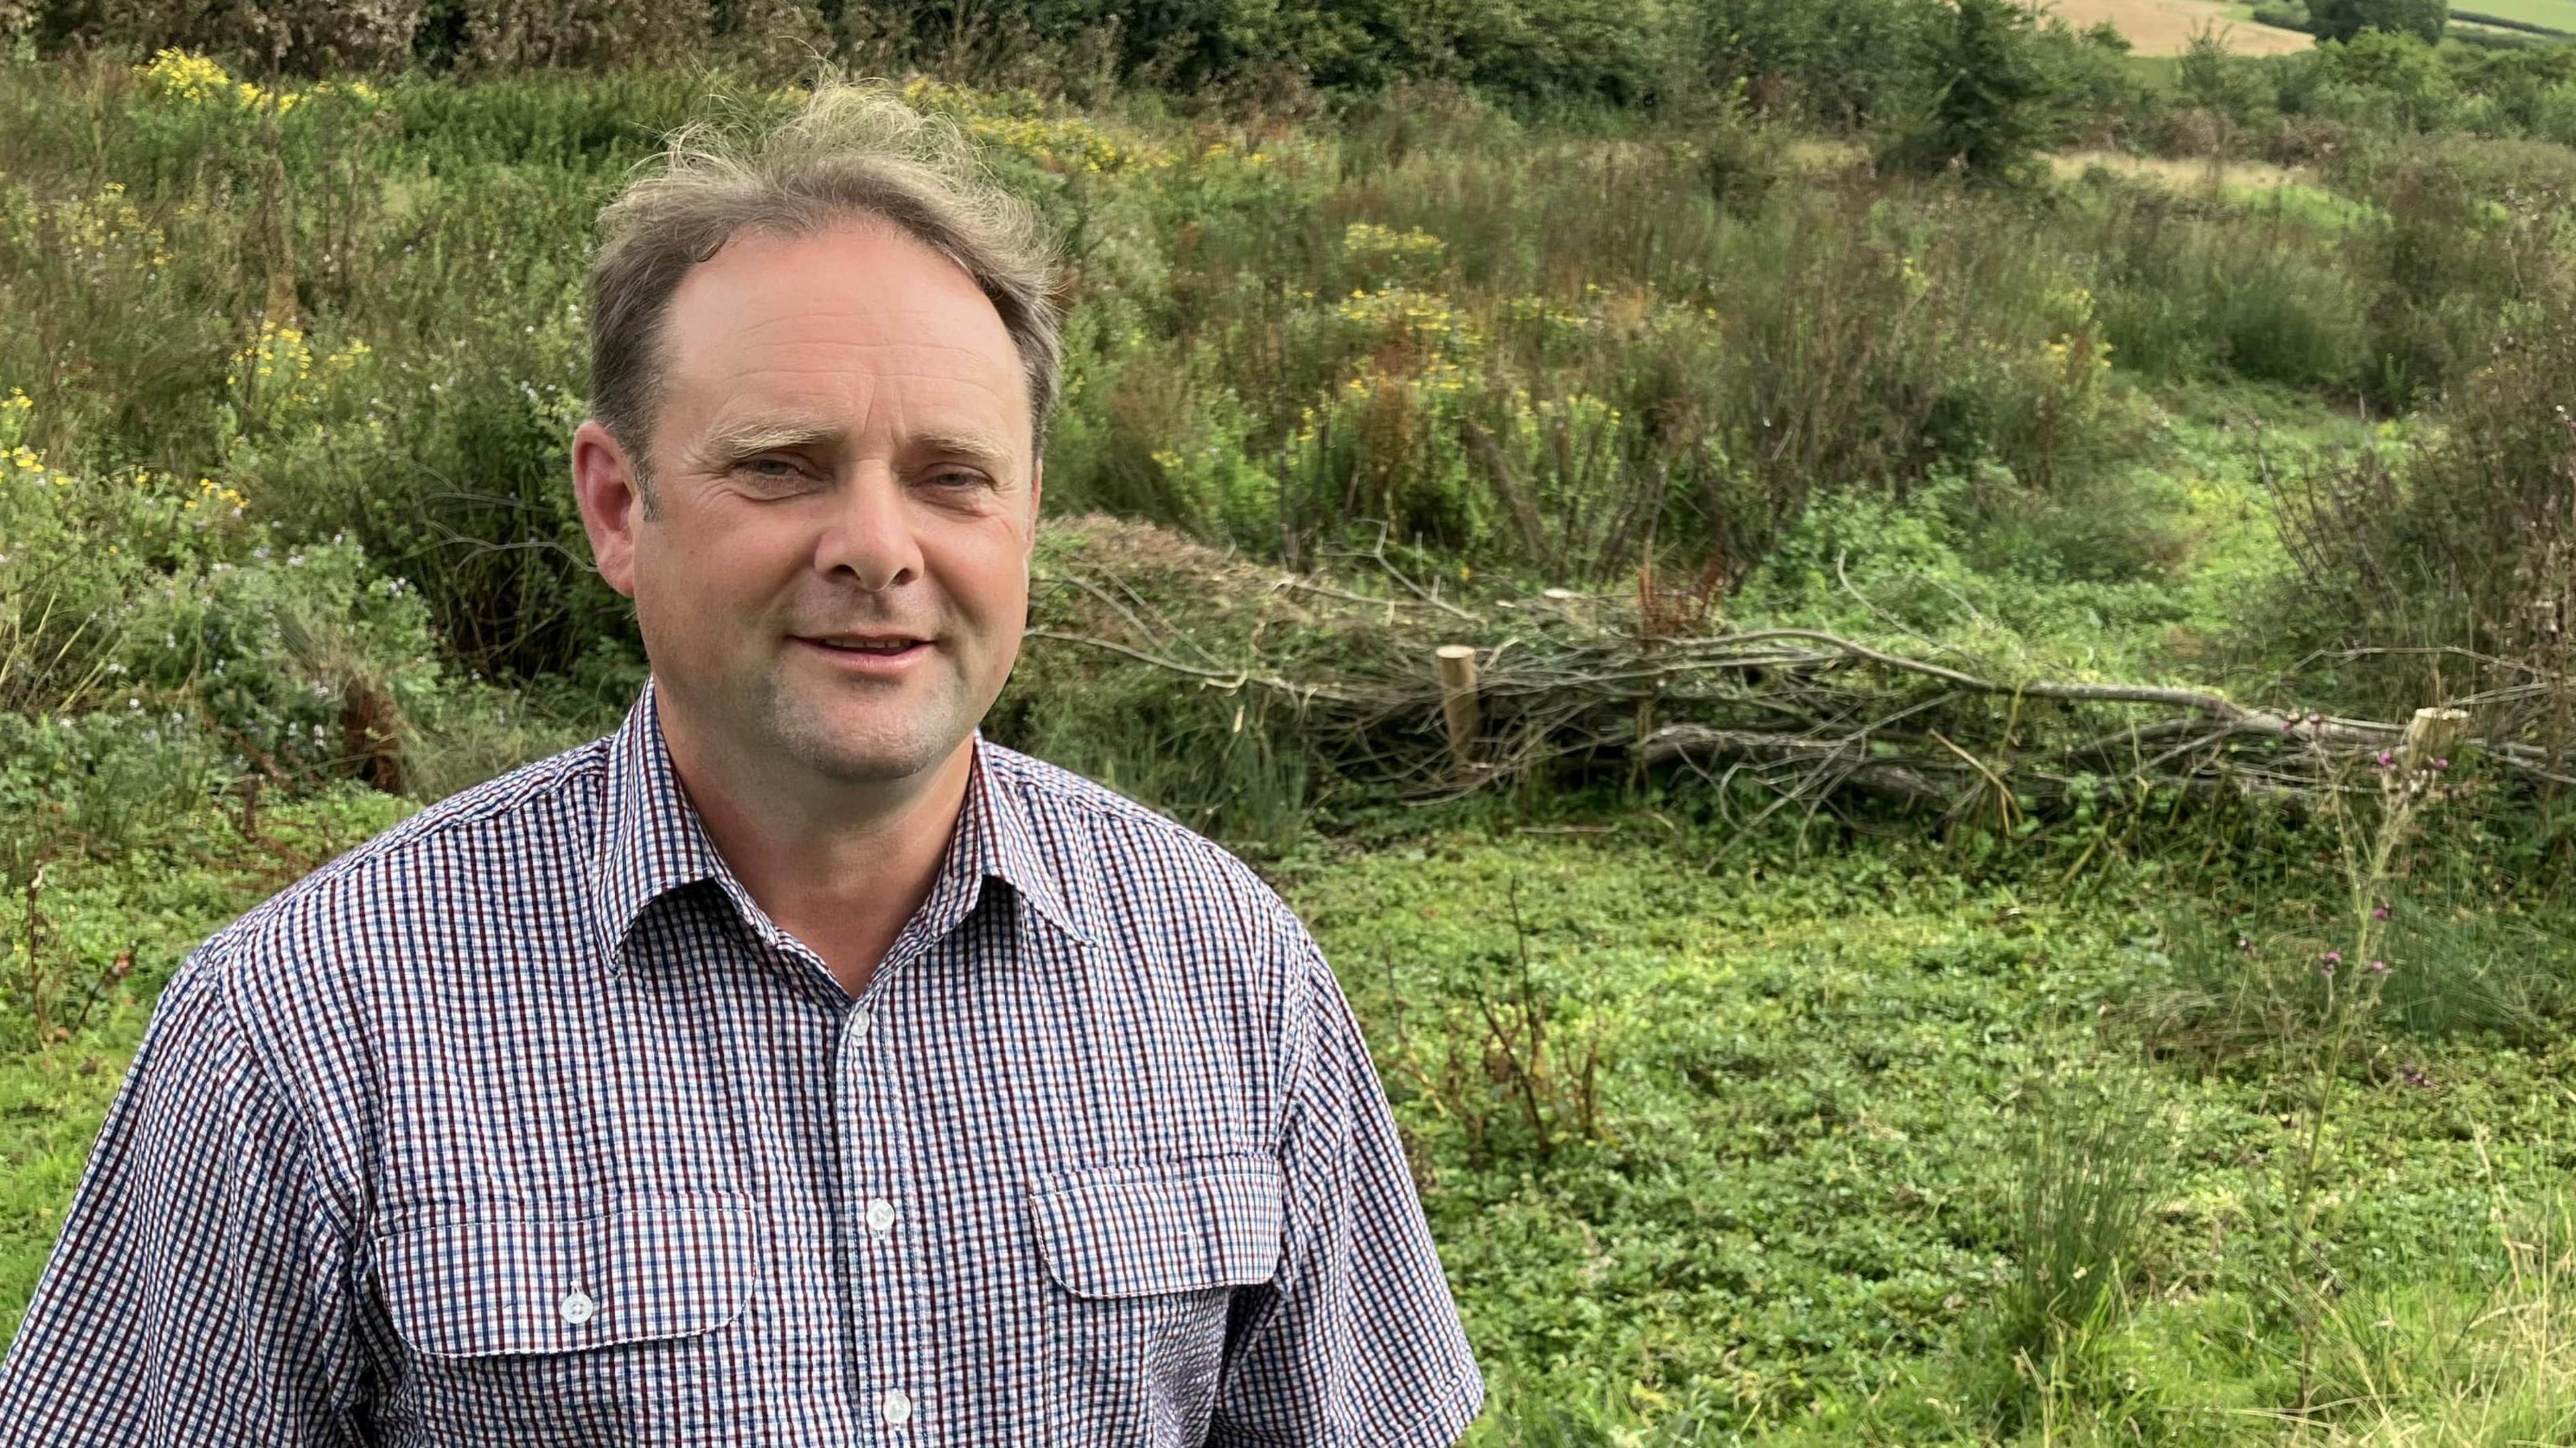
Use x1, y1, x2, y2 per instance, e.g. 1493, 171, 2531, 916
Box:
780, 717, 968, 787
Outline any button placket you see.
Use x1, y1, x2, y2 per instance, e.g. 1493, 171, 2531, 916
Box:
838, 979, 932, 1439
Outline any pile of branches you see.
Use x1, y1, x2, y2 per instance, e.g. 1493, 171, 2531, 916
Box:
1026, 518, 2568, 822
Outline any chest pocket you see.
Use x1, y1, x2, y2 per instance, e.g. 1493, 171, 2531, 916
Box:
374, 1195, 761, 1358
1029, 1154, 1284, 1300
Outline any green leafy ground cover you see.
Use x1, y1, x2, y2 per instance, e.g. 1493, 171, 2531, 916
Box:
1298, 823, 2576, 1443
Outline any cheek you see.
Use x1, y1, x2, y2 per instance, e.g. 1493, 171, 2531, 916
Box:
926, 521, 1032, 634
633, 509, 804, 633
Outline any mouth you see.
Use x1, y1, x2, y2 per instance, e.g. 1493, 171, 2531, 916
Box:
792, 632, 934, 667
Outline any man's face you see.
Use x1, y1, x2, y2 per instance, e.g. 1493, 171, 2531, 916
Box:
574, 221, 1039, 791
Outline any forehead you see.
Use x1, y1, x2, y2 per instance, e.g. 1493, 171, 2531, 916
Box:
655, 220, 1029, 445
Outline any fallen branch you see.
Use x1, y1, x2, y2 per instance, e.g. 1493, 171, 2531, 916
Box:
1024, 516, 2558, 816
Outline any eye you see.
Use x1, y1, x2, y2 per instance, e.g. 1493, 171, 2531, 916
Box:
730, 455, 820, 493
922, 467, 994, 491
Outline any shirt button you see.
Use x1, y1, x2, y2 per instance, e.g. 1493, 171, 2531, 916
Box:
880, 1388, 914, 1427
559, 1290, 596, 1325
851, 1007, 874, 1042
865, 1198, 898, 1235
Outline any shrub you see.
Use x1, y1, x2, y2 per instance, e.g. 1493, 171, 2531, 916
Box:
2270, 276, 2576, 693
1877, 0, 2055, 184
1688, 0, 1934, 129
2303, 29, 2461, 131
0, 388, 443, 785
2311, 0, 2447, 45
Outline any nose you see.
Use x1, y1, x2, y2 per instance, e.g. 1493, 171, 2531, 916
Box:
813, 465, 923, 592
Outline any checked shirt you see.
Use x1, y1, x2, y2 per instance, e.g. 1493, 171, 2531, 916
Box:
0, 682, 1483, 1445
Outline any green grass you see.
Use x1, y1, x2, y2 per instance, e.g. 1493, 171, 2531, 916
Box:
17, 771, 2576, 1447
0, 790, 411, 1345
2449, 0, 2576, 32
1283, 819, 2576, 1443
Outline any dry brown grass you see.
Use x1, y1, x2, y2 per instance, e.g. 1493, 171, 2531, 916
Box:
2047, 0, 2315, 54
2048, 148, 2312, 190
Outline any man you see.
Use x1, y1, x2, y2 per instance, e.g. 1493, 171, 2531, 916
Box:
0, 82, 1481, 1445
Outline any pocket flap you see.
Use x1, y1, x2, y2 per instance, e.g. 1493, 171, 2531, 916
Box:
376, 1197, 759, 1358
1029, 1154, 1285, 1300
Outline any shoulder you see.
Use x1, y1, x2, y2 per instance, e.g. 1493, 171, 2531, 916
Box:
979, 740, 1303, 939
180, 737, 613, 1040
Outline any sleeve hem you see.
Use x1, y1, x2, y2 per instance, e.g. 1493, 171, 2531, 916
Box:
1207, 1366, 1485, 1448
1377, 1367, 1485, 1448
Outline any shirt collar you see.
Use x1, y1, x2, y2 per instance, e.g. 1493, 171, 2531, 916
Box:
587, 681, 1092, 974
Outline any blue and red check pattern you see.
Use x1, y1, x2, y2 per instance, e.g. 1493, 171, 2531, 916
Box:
0, 682, 1483, 1445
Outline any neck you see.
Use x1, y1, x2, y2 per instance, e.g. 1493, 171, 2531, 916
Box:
655, 685, 976, 999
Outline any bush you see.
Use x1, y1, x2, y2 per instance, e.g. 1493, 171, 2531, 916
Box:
0, 388, 442, 787
2251, 1, 2316, 33
2301, 29, 2461, 131
1877, 0, 2055, 184
2267, 274, 2576, 715
1688, 0, 1935, 129
2311, 0, 2447, 45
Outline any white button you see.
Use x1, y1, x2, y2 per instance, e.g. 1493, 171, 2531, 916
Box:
851, 1008, 874, 1042
865, 1198, 898, 1235
880, 1388, 913, 1427
559, 1290, 596, 1325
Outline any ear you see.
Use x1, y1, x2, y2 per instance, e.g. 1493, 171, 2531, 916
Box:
572, 419, 646, 599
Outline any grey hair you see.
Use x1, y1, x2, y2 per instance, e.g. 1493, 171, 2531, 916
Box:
587, 80, 1064, 498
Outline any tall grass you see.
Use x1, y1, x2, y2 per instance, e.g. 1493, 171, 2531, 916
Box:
2304, 1171, 2576, 1444
1988, 1074, 2165, 1431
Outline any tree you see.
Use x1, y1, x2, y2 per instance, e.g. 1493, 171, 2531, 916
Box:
1881, 0, 2055, 183
2310, 0, 2445, 46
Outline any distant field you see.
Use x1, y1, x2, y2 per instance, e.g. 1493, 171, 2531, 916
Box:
2049, 0, 2316, 52
2453, 0, 2576, 31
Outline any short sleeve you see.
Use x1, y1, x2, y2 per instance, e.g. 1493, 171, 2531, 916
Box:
1210, 912, 1483, 1447
0, 952, 366, 1444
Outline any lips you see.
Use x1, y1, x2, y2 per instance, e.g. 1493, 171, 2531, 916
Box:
790, 632, 935, 671
802, 635, 926, 653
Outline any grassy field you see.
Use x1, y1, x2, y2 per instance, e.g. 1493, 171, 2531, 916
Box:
1301, 825, 2576, 1443
2049, 0, 2314, 53
2449, 0, 2576, 31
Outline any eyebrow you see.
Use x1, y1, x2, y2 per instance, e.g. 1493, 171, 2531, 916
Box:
684, 419, 1022, 476
686, 416, 840, 470
908, 429, 1020, 474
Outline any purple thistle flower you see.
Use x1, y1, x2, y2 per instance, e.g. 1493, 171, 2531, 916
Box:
2368, 959, 2390, 977
2375, 750, 2396, 769
2322, 950, 2343, 965
2373, 905, 2390, 921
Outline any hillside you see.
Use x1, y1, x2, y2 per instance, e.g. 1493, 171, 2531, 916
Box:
2049, 0, 2316, 52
